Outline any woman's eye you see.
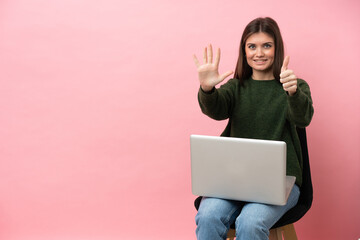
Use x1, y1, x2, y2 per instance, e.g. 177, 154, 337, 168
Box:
264, 44, 272, 48
248, 45, 255, 49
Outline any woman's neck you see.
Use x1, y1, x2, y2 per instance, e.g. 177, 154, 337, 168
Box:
251, 70, 275, 80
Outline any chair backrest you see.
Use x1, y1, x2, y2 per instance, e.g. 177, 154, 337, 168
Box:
194, 127, 313, 229
271, 127, 313, 228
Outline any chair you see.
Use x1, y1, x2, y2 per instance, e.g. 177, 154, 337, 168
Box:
226, 224, 298, 240
194, 127, 313, 240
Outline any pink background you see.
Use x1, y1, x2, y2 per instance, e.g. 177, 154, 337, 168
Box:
1, 0, 359, 239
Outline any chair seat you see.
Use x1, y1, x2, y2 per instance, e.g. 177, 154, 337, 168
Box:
226, 224, 298, 240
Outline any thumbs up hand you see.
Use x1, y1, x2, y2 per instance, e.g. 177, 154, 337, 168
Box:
280, 56, 297, 96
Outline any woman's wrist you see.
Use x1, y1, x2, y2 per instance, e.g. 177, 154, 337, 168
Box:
200, 86, 215, 93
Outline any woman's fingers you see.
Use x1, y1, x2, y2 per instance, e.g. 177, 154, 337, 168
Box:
208, 44, 213, 63
281, 56, 290, 72
195, 44, 221, 66
280, 66, 297, 95
281, 78, 297, 95
214, 48, 220, 67
280, 71, 296, 84
280, 69, 294, 79
203, 46, 208, 63
280, 76, 297, 88
193, 44, 233, 90
282, 79, 297, 88
283, 82, 297, 96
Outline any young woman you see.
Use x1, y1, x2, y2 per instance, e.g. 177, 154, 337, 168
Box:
192, 17, 314, 240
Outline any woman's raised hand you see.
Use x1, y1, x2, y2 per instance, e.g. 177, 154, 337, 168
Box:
280, 56, 297, 96
193, 44, 233, 92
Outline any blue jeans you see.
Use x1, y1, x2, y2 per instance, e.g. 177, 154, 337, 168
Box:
195, 185, 300, 240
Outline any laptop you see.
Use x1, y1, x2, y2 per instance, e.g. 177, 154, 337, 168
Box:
190, 135, 296, 206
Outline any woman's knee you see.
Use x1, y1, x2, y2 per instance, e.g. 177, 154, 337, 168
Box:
195, 198, 238, 229
195, 210, 221, 227
235, 214, 269, 237
196, 202, 229, 228
195, 210, 231, 239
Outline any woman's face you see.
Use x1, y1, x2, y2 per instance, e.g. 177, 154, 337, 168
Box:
245, 32, 275, 76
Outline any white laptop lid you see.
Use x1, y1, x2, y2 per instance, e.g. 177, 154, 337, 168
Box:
190, 135, 296, 206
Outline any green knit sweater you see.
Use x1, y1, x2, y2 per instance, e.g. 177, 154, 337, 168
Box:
198, 78, 314, 186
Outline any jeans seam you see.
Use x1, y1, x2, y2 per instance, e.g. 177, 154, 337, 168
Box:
220, 202, 239, 239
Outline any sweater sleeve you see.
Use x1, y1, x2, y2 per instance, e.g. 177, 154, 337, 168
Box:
286, 79, 314, 127
197, 78, 237, 120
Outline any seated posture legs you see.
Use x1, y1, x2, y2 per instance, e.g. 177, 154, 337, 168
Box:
195, 185, 300, 240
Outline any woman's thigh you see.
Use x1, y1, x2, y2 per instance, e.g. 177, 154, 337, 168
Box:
196, 197, 244, 226
236, 184, 300, 230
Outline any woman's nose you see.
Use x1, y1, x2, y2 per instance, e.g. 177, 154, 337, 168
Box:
255, 48, 264, 57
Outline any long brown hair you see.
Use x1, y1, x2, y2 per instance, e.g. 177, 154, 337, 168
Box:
234, 17, 284, 85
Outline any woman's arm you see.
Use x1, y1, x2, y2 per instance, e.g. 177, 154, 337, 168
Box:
198, 79, 237, 120
280, 56, 314, 126
193, 44, 235, 120
286, 79, 314, 127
